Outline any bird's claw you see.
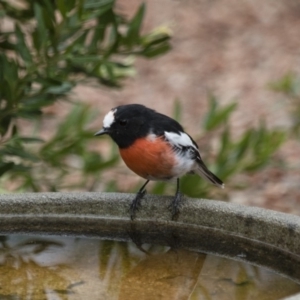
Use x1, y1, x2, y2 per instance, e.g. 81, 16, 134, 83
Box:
168, 192, 183, 221
129, 189, 147, 220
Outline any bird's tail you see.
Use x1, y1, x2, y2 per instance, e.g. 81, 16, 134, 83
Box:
195, 160, 224, 188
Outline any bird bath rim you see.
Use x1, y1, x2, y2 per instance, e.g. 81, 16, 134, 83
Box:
0, 192, 299, 284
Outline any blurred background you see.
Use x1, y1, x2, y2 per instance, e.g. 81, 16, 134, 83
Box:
1, 0, 300, 214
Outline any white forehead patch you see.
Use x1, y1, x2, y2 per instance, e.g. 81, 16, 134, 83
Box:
103, 109, 116, 128
164, 131, 197, 149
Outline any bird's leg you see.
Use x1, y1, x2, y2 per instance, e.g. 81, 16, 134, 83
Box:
130, 180, 150, 221
169, 178, 182, 220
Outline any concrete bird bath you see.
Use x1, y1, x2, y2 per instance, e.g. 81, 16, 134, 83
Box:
0, 192, 300, 284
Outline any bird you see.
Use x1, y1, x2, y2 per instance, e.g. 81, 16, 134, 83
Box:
95, 104, 224, 220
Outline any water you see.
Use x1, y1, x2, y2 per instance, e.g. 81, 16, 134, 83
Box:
0, 235, 299, 300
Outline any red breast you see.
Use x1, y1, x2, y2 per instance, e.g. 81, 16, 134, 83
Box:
120, 136, 176, 180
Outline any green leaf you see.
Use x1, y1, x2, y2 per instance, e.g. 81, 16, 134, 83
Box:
203, 95, 237, 131
216, 102, 237, 124
15, 25, 32, 64
56, 0, 76, 19
2, 145, 40, 162
125, 3, 145, 48
33, 3, 47, 49
203, 94, 217, 130
84, 0, 115, 9
88, 9, 114, 51
141, 43, 171, 58
84, 153, 119, 173
141, 25, 172, 47
0, 162, 15, 177
64, 31, 89, 54
217, 126, 231, 164
45, 82, 73, 94
38, 0, 56, 29
269, 73, 296, 95
173, 98, 181, 122
88, 2, 114, 18
1, 55, 19, 103
69, 56, 103, 64
234, 129, 253, 161
19, 137, 44, 143
77, 0, 85, 19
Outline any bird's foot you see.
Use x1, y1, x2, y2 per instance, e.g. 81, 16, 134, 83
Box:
129, 189, 147, 221
168, 192, 183, 221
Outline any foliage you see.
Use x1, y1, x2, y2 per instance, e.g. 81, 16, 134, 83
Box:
270, 73, 300, 138
0, 0, 171, 190
0, 1, 287, 196
0, 103, 121, 191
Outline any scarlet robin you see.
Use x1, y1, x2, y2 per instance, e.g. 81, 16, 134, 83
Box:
95, 104, 224, 220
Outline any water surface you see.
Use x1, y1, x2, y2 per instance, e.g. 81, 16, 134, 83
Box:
0, 235, 299, 299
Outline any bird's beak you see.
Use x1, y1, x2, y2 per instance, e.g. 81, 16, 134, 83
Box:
94, 128, 108, 136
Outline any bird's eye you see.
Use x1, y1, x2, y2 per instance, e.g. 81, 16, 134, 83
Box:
119, 119, 127, 126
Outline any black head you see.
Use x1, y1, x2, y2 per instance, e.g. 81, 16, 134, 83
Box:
95, 104, 155, 148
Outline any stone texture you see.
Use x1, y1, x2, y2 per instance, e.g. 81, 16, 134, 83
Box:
0, 192, 300, 282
